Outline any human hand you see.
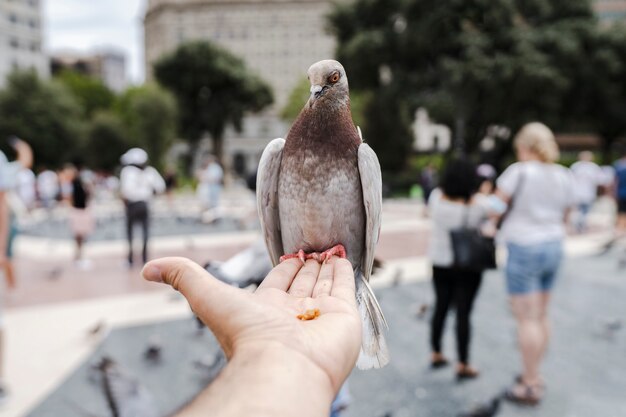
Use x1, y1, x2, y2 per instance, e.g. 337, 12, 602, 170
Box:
142, 256, 361, 392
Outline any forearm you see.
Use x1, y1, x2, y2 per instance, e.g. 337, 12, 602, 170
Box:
15, 141, 33, 169
0, 193, 8, 255
176, 343, 335, 417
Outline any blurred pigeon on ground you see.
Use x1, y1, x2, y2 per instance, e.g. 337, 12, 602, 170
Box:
257, 59, 388, 369
458, 397, 501, 417
95, 357, 158, 417
204, 239, 273, 288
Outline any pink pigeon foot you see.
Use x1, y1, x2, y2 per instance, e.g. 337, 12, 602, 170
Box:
280, 249, 308, 264
311, 244, 347, 263
279, 244, 347, 264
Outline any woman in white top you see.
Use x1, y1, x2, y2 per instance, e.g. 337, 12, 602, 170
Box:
496, 123, 575, 405
428, 159, 489, 379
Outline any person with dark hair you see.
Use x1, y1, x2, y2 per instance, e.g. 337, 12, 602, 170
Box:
67, 162, 94, 268
427, 158, 488, 379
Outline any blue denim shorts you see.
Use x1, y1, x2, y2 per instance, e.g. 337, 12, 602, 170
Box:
505, 241, 563, 295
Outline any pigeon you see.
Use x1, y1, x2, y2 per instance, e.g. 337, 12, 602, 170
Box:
203, 239, 273, 288
256, 59, 388, 369
458, 397, 501, 417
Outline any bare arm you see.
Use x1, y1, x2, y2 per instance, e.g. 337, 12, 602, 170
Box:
13, 139, 33, 169
0, 191, 9, 263
177, 344, 334, 417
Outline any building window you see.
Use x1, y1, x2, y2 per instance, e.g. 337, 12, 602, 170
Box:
10, 38, 18, 49
28, 0, 39, 7
9, 14, 18, 24
29, 19, 38, 28
30, 42, 39, 52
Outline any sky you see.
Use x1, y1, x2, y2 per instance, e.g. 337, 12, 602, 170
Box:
43, 0, 146, 84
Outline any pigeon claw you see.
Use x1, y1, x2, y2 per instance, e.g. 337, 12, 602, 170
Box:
279, 245, 347, 265
280, 249, 307, 264
316, 244, 347, 264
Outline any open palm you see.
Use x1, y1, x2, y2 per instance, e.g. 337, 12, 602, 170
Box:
142, 256, 361, 391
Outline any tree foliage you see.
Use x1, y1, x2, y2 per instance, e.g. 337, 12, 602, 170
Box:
85, 111, 129, 171
0, 71, 84, 168
329, 0, 626, 166
115, 84, 177, 170
154, 41, 273, 164
55, 70, 116, 118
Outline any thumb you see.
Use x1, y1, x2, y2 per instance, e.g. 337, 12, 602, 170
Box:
142, 257, 243, 331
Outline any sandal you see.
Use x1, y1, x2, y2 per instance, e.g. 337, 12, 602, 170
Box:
504, 382, 543, 406
456, 365, 480, 380
515, 374, 546, 389
430, 354, 449, 369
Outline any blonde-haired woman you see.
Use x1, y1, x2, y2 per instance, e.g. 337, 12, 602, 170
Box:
495, 122, 575, 405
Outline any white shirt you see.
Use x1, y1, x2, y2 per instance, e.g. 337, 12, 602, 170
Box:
37, 170, 59, 199
570, 160, 604, 204
200, 163, 224, 185
0, 151, 21, 191
497, 161, 576, 245
427, 188, 489, 267
120, 165, 166, 203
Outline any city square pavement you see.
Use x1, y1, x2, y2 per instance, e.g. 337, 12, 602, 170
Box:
23, 248, 626, 417
2, 194, 623, 417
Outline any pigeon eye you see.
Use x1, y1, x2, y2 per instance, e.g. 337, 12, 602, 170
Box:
329, 72, 340, 83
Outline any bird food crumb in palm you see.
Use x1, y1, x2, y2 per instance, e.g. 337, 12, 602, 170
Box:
297, 309, 320, 321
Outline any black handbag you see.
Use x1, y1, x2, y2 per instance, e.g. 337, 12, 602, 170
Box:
450, 205, 496, 272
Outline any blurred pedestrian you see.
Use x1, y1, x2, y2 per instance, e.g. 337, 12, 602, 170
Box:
0, 136, 33, 404
420, 163, 438, 203
613, 150, 626, 242
36, 167, 59, 209
16, 168, 36, 211
196, 155, 224, 212
427, 159, 489, 379
120, 148, 165, 267
571, 151, 604, 233
68, 163, 94, 268
477, 163, 497, 195
0, 137, 32, 291
495, 123, 575, 405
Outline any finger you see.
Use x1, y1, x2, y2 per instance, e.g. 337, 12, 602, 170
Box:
288, 259, 321, 298
257, 258, 303, 291
312, 259, 334, 298
142, 257, 241, 328
330, 258, 357, 307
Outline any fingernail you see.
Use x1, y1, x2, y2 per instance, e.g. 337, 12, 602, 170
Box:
142, 265, 162, 282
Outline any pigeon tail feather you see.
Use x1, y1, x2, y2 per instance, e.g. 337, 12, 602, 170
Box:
355, 272, 389, 369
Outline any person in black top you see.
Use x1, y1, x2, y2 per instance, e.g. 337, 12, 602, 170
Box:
67, 163, 94, 266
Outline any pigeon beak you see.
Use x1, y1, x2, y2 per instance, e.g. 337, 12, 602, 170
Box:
310, 84, 326, 100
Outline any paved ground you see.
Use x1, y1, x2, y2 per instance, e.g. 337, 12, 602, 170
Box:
23, 249, 626, 417
1, 194, 622, 417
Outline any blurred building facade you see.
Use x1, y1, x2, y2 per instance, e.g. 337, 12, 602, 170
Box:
594, 0, 626, 22
0, 0, 48, 87
144, 0, 346, 175
50, 50, 128, 92
144, 0, 342, 110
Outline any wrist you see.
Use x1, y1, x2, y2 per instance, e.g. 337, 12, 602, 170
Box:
180, 342, 336, 417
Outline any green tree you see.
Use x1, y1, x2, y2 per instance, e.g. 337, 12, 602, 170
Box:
85, 111, 129, 171
328, 0, 625, 166
154, 41, 273, 165
116, 84, 177, 170
0, 70, 84, 168
55, 70, 115, 118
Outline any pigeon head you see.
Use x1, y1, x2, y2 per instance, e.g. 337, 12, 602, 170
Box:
306, 60, 349, 109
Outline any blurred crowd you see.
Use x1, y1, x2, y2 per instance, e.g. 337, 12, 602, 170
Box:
424, 122, 626, 406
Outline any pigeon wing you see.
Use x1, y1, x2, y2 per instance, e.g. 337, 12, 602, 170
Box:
357, 142, 382, 281
256, 138, 285, 266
